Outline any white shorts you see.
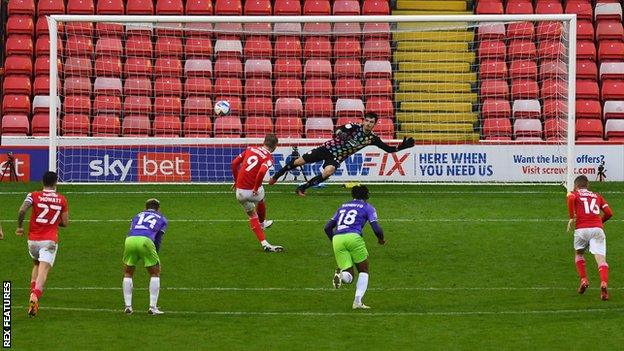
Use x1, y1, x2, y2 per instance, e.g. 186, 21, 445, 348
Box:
28, 240, 58, 266
236, 187, 265, 212
574, 228, 607, 256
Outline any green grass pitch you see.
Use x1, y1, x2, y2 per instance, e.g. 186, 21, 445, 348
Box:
1, 183, 623, 350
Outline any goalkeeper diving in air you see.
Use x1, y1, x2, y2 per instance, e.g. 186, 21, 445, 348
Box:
269, 112, 416, 196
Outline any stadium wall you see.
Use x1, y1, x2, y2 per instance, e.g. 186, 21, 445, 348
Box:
1, 143, 622, 183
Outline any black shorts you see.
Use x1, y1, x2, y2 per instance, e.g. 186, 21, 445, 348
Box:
302, 146, 341, 169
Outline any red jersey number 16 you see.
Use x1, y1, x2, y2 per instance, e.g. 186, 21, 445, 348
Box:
580, 197, 600, 215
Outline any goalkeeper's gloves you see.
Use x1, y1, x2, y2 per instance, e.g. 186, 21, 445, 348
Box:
396, 136, 415, 151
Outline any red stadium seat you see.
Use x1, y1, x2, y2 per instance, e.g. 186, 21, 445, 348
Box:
125, 57, 153, 77
305, 78, 332, 96
244, 37, 272, 59
598, 41, 624, 62
305, 117, 334, 139
4, 55, 33, 76
244, 78, 272, 96
35, 35, 64, 57
373, 118, 395, 139
94, 95, 122, 114
66, 35, 94, 57
366, 98, 394, 119
577, 60, 597, 80
213, 23, 242, 40
244, 0, 271, 14
540, 60, 566, 80
35, 57, 61, 76
305, 97, 333, 118
126, 23, 154, 36
213, 78, 243, 96
535, 0, 562, 14
576, 80, 599, 100
565, 0, 592, 20
540, 78, 566, 99
274, 36, 302, 58
64, 76, 91, 95
508, 40, 536, 60
185, 77, 212, 96
155, 37, 183, 58
334, 59, 362, 79
274, 0, 301, 15
154, 58, 183, 77
65, 57, 92, 77
304, 37, 332, 59
2, 94, 30, 115
334, 78, 363, 98
245, 59, 272, 78
185, 0, 212, 14
184, 116, 212, 137
62, 114, 90, 136
506, 22, 534, 40
576, 20, 594, 40
576, 40, 596, 61
66, 21, 94, 36
244, 116, 274, 137
275, 117, 303, 138
543, 99, 566, 119
275, 59, 302, 78
215, 0, 242, 15
1, 114, 29, 136
333, 0, 359, 15
481, 99, 511, 119
601, 80, 624, 100
303, 0, 331, 15
185, 37, 213, 58
576, 99, 601, 119
156, 0, 183, 14
511, 79, 539, 100
245, 97, 273, 117
482, 118, 512, 138
363, 22, 391, 41
124, 96, 152, 115
365, 79, 392, 98
275, 98, 303, 118
96, 37, 123, 57
596, 20, 624, 41
334, 38, 361, 58
3, 75, 31, 95
64, 95, 91, 115
575, 119, 604, 140
274, 78, 302, 98
122, 115, 151, 137
478, 40, 506, 60
477, 23, 505, 41
480, 79, 509, 100
7, 16, 34, 36
155, 77, 182, 96
95, 56, 122, 77
506, 0, 533, 14
544, 118, 567, 140
363, 40, 391, 60
92, 114, 121, 136
127, 0, 154, 14
333, 23, 360, 39
8, 0, 35, 16
31, 113, 49, 136
154, 96, 182, 115
304, 59, 332, 78
362, 0, 389, 15
33, 76, 53, 95
38, 0, 65, 15
124, 77, 152, 96
214, 58, 242, 78
126, 35, 153, 57
539, 40, 567, 60
480, 60, 507, 79
214, 116, 243, 137
96, 0, 124, 14
476, 0, 503, 14
153, 115, 182, 137
67, 0, 94, 13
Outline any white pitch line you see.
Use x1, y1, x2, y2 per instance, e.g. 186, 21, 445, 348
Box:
2, 218, 623, 223
12, 305, 624, 317
12, 286, 624, 292
0, 190, 588, 195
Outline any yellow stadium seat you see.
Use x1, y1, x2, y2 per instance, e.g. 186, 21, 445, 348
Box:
396, 112, 478, 124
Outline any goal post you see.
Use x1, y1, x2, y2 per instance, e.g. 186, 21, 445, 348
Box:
46, 14, 577, 187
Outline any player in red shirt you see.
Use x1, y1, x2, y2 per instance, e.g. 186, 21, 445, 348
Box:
567, 175, 613, 300
231, 134, 283, 252
16, 171, 69, 316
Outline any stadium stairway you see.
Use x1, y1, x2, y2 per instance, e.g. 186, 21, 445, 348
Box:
392, 0, 481, 142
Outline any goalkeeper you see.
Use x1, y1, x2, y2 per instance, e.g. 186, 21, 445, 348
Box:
269, 112, 415, 196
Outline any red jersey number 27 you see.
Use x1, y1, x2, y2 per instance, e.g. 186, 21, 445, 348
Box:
580, 197, 600, 215
36, 203, 63, 224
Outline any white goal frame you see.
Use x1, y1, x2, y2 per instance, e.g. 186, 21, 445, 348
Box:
47, 14, 577, 188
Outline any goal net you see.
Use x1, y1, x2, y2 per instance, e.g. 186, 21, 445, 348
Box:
46, 15, 576, 186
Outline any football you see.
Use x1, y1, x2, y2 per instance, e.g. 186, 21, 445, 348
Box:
214, 100, 231, 116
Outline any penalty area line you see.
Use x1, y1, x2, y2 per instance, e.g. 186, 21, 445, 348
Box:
12, 305, 624, 317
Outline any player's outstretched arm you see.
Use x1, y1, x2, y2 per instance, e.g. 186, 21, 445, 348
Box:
324, 219, 337, 241
372, 136, 415, 153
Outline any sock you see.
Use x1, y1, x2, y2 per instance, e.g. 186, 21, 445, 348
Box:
149, 277, 160, 308
260, 240, 269, 247
249, 216, 266, 242
301, 174, 326, 190
123, 277, 133, 307
30, 281, 36, 291
273, 160, 295, 179
575, 255, 587, 280
354, 273, 369, 304
341, 271, 353, 284
257, 201, 266, 223
32, 289, 43, 299
599, 264, 609, 285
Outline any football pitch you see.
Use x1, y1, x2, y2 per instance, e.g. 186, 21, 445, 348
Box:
1, 182, 623, 350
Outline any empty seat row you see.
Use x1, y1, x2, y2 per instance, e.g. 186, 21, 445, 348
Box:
476, 0, 623, 21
